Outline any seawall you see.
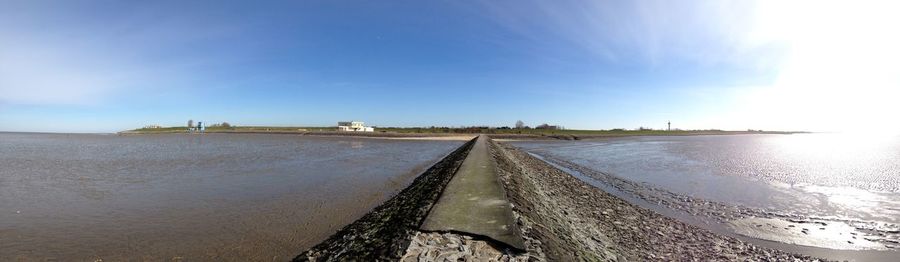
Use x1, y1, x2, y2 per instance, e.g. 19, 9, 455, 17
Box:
295, 137, 476, 261
295, 137, 826, 261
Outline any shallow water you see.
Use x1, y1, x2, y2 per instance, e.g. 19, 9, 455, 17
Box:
513, 134, 900, 254
0, 133, 462, 260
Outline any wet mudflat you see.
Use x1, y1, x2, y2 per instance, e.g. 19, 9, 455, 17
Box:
513, 134, 900, 261
0, 132, 462, 261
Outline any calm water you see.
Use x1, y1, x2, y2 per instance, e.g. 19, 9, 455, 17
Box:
513, 134, 900, 253
0, 133, 462, 260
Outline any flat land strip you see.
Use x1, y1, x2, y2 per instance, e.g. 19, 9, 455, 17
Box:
122, 125, 804, 141
419, 135, 525, 250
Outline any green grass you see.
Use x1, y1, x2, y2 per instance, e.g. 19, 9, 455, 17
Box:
130, 126, 189, 132
369, 127, 796, 136
203, 126, 332, 132
126, 125, 801, 136
128, 126, 332, 133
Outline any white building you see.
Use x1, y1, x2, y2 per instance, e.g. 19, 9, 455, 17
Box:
337, 121, 374, 132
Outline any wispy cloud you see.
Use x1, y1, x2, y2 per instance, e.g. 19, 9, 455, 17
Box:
1, 42, 131, 105
0, 1, 247, 105
474, 0, 786, 68
475, 0, 900, 132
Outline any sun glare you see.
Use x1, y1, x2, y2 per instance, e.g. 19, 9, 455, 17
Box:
736, 1, 900, 133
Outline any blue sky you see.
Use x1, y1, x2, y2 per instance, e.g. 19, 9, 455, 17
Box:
1, 0, 898, 133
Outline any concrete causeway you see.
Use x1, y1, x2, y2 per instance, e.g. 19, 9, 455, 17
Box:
420, 135, 525, 250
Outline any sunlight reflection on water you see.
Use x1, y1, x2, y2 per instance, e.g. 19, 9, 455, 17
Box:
514, 133, 900, 225
515, 134, 900, 253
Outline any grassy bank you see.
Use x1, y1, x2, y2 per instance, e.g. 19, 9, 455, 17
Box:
123, 125, 803, 139
125, 126, 332, 133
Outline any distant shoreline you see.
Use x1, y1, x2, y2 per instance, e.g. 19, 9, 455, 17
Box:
117, 129, 477, 140
117, 126, 807, 141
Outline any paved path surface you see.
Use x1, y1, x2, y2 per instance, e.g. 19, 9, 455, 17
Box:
420, 135, 525, 250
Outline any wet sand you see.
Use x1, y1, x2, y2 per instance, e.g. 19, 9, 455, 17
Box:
541, 155, 900, 261
490, 140, 823, 261
512, 135, 900, 261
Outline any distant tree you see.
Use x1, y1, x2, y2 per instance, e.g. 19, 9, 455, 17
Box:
221, 122, 232, 128
536, 123, 559, 130
187, 119, 194, 128
515, 120, 525, 129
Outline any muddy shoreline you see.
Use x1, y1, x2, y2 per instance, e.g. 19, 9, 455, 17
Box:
296, 137, 832, 261
525, 146, 899, 261
490, 140, 826, 261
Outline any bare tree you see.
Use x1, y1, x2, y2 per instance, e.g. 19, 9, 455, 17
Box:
187, 119, 194, 128
515, 120, 525, 129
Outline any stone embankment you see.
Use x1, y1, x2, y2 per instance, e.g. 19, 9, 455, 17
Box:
295, 137, 476, 261
296, 136, 828, 261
